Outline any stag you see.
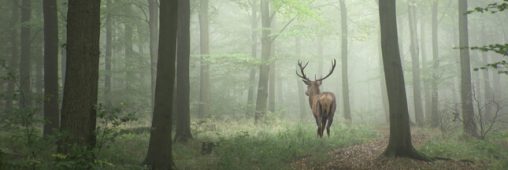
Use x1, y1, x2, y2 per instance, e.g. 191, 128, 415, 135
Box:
296, 59, 337, 137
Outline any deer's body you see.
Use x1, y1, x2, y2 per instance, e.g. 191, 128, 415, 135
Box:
297, 60, 337, 137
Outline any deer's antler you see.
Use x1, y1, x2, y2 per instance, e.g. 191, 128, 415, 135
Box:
316, 59, 336, 82
296, 60, 311, 83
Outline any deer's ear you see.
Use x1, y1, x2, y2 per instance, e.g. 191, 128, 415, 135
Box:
303, 80, 310, 85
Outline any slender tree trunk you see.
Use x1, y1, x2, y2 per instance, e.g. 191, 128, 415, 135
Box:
296, 38, 306, 121
148, 0, 158, 108
6, 0, 19, 114
480, 24, 493, 120
19, 0, 32, 109
104, 0, 113, 107
58, 0, 101, 163
144, 1, 178, 169
255, 0, 272, 124
430, 0, 440, 127
124, 5, 133, 92
247, 1, 258, 116
420, 11, 431, 123
268, 54, 276, 112
43, 0, 59, 137
408, 2, 424, 126
458, 0, 479, 138
174, 0, 192, 143
340, 0, 351, 123
198, 0, 211, 118
378, 0, 428, 160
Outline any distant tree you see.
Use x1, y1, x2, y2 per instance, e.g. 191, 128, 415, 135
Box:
458, 0, 479, 138
19, 0, 32, 109
378, 0, 429, 160
104, 0, 113, 107
43, 0, 59, 137
255, 0, 271, 123
6, 0, 19, 113
174, 0, 193, 143
339, 0, 352, 123
408, 1, 424, 126
430, 0, 440, 128
198, 0, 211, 118
124, 4, 134, 92
144, 0, 178, 169
247, 0, 258, 116
58, 0, 101, 163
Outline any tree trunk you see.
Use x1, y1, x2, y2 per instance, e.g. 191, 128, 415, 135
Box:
296, 38, 306, 122
420, 10, 431, 123
198, 0, 211, 118
247, 1, 258, 116
458, 0, 479, 138
174, 0, 192, 143
255, 0, 271, 124
408, 2, 424, 126
268, 56, 276, 112
43, 0, 59, 137
6, 0, 19, 114
144, 0, 178, 169
430, 0, 440, 128
19, 0, 32, 109
378, 0, 428, 160
104, 0, 113, 107
340, 0, 352, 123
480, 24, 493, 120
58, 0, 101, 163
124, 5, 133, 92
148, 0, 158, 108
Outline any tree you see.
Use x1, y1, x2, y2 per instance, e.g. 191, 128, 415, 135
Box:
144, 0, 178, 168
378, 0, 428, 160
174, 0, 193, 143
148, 0, 159, 108
247, 0, 258, 116
340, 0, 352, 123
124, 4, 134, 92
6, 0, 19, 113
58, 0, 101, 163
408, 1, 424, 126
199, 0, 211, 118
458, 0, 479, 138
19, 0, 32, 109
43, 0, 59, 137
104, 0, 113, 107
254, 0, 272, 123
430, 0, 440, 128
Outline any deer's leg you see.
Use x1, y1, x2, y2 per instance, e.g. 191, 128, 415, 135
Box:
326, 117, 333, 137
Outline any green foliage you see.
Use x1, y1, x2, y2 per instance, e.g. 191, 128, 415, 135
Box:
467, 0, 508, 14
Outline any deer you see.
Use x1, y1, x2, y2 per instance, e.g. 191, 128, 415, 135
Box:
296, 59, 337, 137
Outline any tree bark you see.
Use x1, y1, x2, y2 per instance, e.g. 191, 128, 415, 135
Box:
58, 0, 101, 163
458, 0, 479, 138
104, 0, 113, 107
255, 0, 272, 124
430, 0, 440, 127
148, 0, 158, 108
144, 0, 177, 169
174, 0, 193, 143
378, 0, 428, 160
198, 0, 211, 118
247, 1, 258, 116
19, 0, 32, 109
43, 0, 59, 137
408, 1, 424, 126
340, 0, 351, 123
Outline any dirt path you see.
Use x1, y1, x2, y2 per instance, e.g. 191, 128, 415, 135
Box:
292, 129, 487, 170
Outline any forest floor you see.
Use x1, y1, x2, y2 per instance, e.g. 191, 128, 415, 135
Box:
292, 128, 488, 170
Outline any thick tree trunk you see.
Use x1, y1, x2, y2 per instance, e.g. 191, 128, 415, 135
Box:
148, 0, 158, 108
247, 1, 258, 116
408, 2, 424, 126
43, 0, 59, 137
198, 0, 211, 118
255, 0, 271, 124
104, 0, 113, 107
378, 0, 428, 160
430, 0, 440, 127
58, 0, 101, 163
340, 0, 351, 123
19, 0, 32, 109
458, 0, 479, 138
144, 0, 177, 169
174, 0, 193, 143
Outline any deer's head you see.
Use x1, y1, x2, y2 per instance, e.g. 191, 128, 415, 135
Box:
296, 59, 336, 97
